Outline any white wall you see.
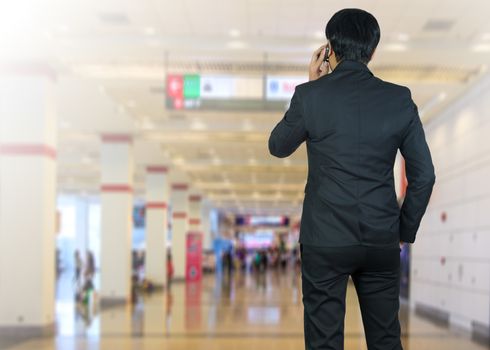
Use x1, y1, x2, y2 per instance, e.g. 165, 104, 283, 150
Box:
410, 73, 490, 331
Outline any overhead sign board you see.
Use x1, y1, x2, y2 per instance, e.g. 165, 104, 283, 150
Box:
265, 76, 307, 100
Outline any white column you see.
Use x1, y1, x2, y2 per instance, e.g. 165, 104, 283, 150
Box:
0, 65, 57, 333
145, 165, 169, 287
188, 193, 202, 232
170, 183, 189, 280
99, 134, 133, 304
75, 197, 89, 255
201, 200, 213, 251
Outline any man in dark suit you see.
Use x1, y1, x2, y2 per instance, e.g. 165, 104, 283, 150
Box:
268, 8, 435, 350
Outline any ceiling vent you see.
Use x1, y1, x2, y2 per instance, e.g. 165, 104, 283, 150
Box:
98, 12, 131, 25
423, 19, 455, 32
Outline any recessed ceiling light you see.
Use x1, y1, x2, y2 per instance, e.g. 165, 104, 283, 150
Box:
57, 25, 69, 32
173, 156, 185, 165
229, 29, 241, 37
60, 120, 71, 129
190, 118, 207, 130
395, 33, 410, 42
43, 30, 54, 39
227, 40, 247, 49
141, 119, 155, 130
144, 27, 156, 35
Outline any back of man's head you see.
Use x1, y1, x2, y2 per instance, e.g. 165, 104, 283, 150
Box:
325, 8, 380, 64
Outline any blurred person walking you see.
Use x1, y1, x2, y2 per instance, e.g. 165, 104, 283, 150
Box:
74, 249, 83, 286
85, 251, 96, 281
167, 251, 174, 289
269, 8, 435, 350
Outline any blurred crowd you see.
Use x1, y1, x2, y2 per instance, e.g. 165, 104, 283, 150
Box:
222, 242, 301, 274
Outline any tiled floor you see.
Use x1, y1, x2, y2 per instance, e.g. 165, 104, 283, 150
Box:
3, 269, 489, 350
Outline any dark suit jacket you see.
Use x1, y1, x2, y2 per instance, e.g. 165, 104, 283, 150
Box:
269, 60, 435, 247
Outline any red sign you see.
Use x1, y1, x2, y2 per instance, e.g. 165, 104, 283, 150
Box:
186, 232, 203, 281
173, 97, 184, 110
166, 75, 183, 99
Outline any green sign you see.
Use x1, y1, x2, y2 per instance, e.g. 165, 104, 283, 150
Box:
183, 74, 200, 98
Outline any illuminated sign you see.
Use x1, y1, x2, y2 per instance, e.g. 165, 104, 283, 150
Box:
200, 76, 233, 98
166, 73, 305, 110
166, 74, 184, 110
183, 74, 200, 98
200, 76, 263, 99
242, 231, 274, 249
266, 76, 307, 100
235, 215, 289, 227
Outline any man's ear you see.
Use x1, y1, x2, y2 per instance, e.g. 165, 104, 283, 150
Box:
369, 48, 377, 62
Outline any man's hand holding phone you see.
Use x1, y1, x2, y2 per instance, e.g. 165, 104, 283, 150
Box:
309, 45, 330, 81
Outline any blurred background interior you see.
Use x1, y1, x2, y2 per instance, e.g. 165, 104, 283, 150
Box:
0, 0, 490, 349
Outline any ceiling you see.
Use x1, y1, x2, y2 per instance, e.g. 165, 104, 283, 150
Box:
2, 0, 490, 215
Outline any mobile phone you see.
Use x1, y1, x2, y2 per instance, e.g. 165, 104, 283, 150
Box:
323, 44, 330, 63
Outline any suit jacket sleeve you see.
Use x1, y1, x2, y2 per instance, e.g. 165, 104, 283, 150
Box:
268, 88, 307, 158
399, 92, 436, 243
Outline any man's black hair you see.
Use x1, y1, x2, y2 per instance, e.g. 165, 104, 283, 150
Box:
325, 8, 380, 64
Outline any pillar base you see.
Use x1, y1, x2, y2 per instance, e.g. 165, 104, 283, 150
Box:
100, 297, 128, 309
0, 322, 55, 337
414, 302, 449, 327
472, 321, 490, 346
149, 284, 165, 291
172, 277, 186, 283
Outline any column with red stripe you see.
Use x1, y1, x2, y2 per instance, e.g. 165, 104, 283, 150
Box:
145, 165, 169, 287
170, 183, 189, 279
99, 134, 134, 305
188, 194, 203, 232
0, 64, 57, 332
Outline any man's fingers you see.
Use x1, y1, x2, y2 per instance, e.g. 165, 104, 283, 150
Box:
319, 61, 329, 77
311, 45, 326, 63
309, 45, 327, 81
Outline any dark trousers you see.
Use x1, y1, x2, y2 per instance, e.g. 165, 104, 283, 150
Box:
301, 244, 402, 350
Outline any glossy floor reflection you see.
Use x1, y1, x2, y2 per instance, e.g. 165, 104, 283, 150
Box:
4, 269, 490, 350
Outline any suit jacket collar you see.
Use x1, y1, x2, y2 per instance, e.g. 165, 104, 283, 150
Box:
334, 60, 373, 75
